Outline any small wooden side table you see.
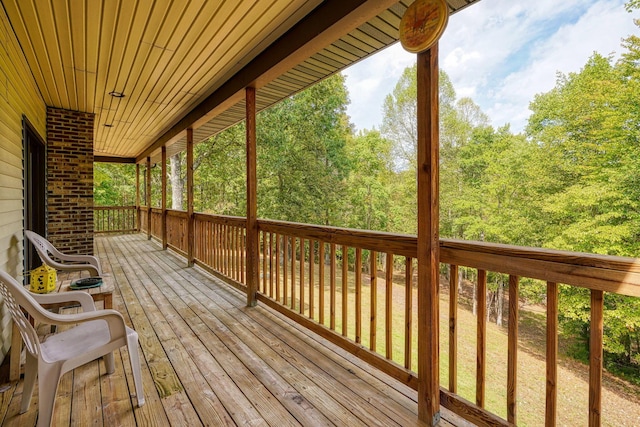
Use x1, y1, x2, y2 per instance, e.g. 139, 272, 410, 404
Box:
9, 276, 114, 381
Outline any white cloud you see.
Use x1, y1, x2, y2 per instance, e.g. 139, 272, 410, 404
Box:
344, 0, 639, 133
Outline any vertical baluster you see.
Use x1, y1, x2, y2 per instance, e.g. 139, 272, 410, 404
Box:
385, 253, 393, 360
507, 275, 519, 424
269, 232, 274, 298
283, 236, 289, 306
330, 243, 336, 330
262, 232, 267, 294
233, 225, 238, 281
291, 237, 297, 310
275, 234, 281, 302
356, 248, 363, 344
370, 250, 377, 352
237, 226, 241, 282
589, 290, 604, 427
319, 242, 325, 326
342, 245, 348, 337
300, 239, 305, 315
405, 257, 414, 370
546, 281, 558, 427
449, 264, 458, 391
215, 223, 220, 271
309, 240, 315, 320
476, 269, 487, 407
241, 226, 246, 284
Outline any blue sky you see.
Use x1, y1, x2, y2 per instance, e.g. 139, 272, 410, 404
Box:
344, 0, 639, 134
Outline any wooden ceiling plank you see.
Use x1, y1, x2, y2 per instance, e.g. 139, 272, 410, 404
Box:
304, 56, 341, 74
51, 0, 78, 110
115, 1, 245, 155
134, 0, 311, 147
36, 1, 71, 108
105, 0, 199, 154
94, 0, 121, 134
323, 44, 361, 63
70, 0, 88, 111
312, 51, 350, 69
137, 0, 402, 161
7, 0, 60, 105
359, 20, 397, 45
332, 38, 369, 58
367, 13, 401, 38
346, 29, 386, 51
105, 0, 160, 155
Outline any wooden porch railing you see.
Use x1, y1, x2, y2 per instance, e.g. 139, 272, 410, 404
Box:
94, 206, 137, 234
129, 207, 640, 426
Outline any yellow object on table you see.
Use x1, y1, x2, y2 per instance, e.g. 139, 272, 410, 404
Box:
30, 265, 57, 293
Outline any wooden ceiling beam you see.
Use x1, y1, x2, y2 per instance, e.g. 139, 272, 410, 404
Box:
136, 0, 398, 162
94, 156, 137, 164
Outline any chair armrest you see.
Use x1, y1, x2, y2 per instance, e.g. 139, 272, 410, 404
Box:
30, 291, 97, 312
42, 258, 102, 276
53, 254, 103, 276
33, 307, 127, 339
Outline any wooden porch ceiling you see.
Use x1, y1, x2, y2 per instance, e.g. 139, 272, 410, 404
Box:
1, 234, 469, 426
1, 0, 481, 163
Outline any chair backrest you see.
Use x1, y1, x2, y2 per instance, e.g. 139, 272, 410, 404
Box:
0, 271, 42, 358
25, 230, 61, 264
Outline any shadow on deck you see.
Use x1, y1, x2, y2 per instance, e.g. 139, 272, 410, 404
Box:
0, 234, 468, 426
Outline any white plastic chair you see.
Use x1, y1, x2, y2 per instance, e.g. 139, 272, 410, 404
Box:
0, 270, 144, 427
25, 230, 103, 276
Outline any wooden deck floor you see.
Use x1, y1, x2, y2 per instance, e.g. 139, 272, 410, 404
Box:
0, 234, 468, 426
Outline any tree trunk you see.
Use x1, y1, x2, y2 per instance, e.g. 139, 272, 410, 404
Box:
472, 279, 478, 316
170, 154, 184, 210
496, 281, 504, 327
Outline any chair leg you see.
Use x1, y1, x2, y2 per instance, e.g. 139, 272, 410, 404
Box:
127, 332, 144, 407
36, 363, 62, 427
104, 352, 115, 374
20, 353, 38, 414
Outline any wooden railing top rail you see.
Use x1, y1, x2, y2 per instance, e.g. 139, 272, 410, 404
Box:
167, 210, 189, 219
440, 239, 640, 297
194, 212, 246, 227
94, 205, 136, 210
258, 219, 418, 258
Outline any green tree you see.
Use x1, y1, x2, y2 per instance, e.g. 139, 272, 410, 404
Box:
527, 46, 640, 376
257, 74, 352, 225
93, 163, 136, 206
345, 130, 393, 231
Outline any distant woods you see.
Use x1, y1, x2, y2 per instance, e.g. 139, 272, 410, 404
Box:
95, 5, 640, 383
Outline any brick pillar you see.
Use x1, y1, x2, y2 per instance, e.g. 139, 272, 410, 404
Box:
46, 107, 95, 255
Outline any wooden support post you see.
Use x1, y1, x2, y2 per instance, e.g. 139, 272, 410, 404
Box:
476, 269, 487, 407
589, 290, 604, 427
416, 45, 440, 426
187, 128, 194, 266
246, 86, 258, 307
507, 275, 519, 424
146, 157, 151, 240
161, 145, 168, 249
449, 264, 458, 392
136, 163, 141, 231
546, 282, 558, 426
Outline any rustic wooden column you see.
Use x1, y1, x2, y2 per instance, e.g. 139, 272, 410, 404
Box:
187, 128, 195, 266
416, 44, 440, 425
589, 290, 604, 427
246, 86, 258, 307
146, 157, 152, 240
136, 163, 141, 231
161, 145, 168, 249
